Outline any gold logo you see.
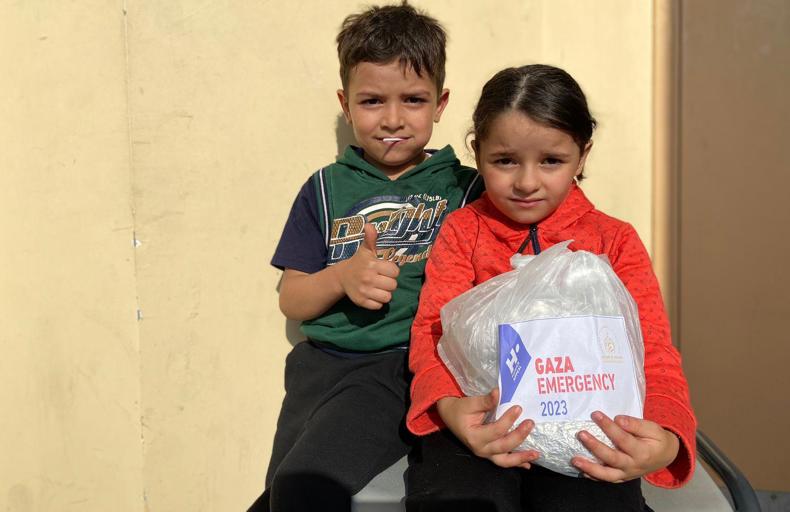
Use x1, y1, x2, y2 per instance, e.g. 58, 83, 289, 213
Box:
599, 326, 623, 363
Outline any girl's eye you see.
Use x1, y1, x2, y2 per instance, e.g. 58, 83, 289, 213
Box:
495, 158, 517, 166
543, 157, 563, 166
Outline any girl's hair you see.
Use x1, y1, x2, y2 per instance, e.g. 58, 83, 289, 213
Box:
471, 64, 597, 181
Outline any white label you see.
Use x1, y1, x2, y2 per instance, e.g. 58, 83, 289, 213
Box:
496, 315, 642, 424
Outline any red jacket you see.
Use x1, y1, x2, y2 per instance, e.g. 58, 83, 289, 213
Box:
407, 185, 697, 488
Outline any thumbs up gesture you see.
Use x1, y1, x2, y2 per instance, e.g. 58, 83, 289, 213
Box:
337, 224, 400, 310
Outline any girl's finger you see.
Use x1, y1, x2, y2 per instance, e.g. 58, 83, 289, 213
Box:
465, 388, 497, 414
491, 449, 540, 469
591, 411, 639, 454
485, 405, 522, 438
614, 415, 663, 441
576, 430, 629, 469
572, 456, 627, 483
461, 393, 498, 415
482, 420, 534, 454
470, 413, 519, 451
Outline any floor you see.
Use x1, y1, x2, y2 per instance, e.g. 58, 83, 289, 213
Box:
756, 491, 790, 512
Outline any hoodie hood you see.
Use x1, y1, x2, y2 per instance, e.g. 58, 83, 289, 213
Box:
336, 145, 461, 181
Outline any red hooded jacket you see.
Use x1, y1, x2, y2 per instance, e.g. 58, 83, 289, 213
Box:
407, 185, 697, 488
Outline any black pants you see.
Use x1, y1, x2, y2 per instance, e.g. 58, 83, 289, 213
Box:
248, 341, 413, 512
406, 429, 651, 512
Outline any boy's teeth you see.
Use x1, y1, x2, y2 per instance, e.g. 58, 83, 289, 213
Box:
382, 137, 403, 142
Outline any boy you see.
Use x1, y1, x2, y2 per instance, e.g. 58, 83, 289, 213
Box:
249, 3, 482, 510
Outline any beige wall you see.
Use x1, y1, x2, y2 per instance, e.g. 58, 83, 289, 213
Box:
1, 2, 653, 510
0, 2, 142, 511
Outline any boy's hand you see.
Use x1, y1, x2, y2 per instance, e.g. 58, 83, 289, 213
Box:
436, 389, 540, 469
572, 411, 680, 482
336, 224, 400, 310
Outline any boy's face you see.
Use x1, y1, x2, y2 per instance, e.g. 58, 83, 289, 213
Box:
337, 61, 449, 180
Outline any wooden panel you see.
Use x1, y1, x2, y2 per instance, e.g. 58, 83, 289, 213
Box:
679, 0, 790, 491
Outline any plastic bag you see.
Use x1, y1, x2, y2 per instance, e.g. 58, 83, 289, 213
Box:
437, 241, 645, 475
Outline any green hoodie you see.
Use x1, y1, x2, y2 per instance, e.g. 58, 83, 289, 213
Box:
301, 145, 481, 352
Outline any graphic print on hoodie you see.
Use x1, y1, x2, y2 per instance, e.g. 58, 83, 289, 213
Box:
301, 144, 482, 352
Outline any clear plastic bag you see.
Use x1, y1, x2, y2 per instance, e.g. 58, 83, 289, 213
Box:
437, 241, 646, 475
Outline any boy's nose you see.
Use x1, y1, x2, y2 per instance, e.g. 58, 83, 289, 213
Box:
381, 105, 404, 130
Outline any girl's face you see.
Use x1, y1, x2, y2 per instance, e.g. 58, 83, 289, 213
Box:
475, 110, 591, 225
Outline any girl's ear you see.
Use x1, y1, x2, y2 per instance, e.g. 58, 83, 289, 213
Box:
471, 138, 482, 170
576, 140, 593, 176
337, 89, 352, 124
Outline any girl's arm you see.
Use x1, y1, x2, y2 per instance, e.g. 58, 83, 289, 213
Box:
406, 210, 538, 468
437, 390, 539, 469
598, 223, 697, 488
572, 410, 680, 483
407, 211, 478, 435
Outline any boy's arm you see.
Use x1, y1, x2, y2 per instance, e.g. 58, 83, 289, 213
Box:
279, 268, 345, 321
279, 225, 400, 320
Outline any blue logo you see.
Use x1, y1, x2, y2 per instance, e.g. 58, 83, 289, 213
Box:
499, 324, 531, 403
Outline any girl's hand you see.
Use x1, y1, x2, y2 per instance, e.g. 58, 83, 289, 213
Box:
572, 411, 680, 482
436, 389, 540, 469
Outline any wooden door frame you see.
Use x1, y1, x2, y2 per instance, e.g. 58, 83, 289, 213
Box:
652, 0, 681, 345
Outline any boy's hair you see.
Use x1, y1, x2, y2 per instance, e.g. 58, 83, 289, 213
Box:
336, 1, 447, 92
471, 64, 597, 181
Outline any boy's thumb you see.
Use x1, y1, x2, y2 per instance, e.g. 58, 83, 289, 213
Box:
362, 224, 378, 253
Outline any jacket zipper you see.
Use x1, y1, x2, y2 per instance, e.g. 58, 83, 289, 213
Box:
529, 224, 541, 255
517, 224, 542, 255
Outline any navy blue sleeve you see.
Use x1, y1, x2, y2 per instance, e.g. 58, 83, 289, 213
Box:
271, 177, 327, 274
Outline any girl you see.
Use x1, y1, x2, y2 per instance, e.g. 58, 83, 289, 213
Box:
405, 65, 696, 511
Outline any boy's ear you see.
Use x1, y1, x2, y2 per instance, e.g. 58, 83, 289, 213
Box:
337, 89, 352, 124
433, 88, 450, 123
576, 140, 593, 176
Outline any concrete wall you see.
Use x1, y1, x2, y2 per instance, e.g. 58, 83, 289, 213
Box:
1, 1, 654, 510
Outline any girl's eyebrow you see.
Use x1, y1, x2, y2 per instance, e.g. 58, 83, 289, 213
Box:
488, 149, 516, 157
485, 148, 574, 159
543, 150, 573, 158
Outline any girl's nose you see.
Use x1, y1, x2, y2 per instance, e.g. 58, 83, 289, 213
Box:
514, 166, 540, 194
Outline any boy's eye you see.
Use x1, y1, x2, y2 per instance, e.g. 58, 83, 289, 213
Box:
405, 96, 428, 104
360, 98, 382, 105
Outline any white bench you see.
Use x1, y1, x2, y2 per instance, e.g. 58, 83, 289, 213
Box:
353, 431, 758, 512
353, 457, 730, 512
